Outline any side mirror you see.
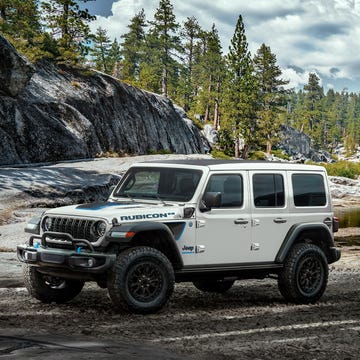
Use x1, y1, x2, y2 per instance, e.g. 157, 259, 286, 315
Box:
200, 192, 222, 212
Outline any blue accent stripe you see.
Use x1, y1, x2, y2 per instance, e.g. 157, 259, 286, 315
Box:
76, 202, 128, 211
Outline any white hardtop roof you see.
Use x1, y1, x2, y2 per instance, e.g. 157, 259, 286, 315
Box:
132, 160, 326, 172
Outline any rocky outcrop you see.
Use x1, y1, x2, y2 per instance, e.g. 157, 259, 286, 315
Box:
0, 36, 35, 97
0, 35, 205, 165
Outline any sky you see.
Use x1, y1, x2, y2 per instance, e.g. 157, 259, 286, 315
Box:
80, 0, 360, 93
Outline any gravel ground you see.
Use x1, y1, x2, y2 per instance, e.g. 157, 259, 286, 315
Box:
1, 155, 360, 359
0, 265, 359, 359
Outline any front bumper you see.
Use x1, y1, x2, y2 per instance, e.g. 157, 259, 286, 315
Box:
17, 232, 116, 274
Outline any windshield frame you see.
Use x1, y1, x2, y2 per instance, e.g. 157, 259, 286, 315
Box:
112, 166, 203, 203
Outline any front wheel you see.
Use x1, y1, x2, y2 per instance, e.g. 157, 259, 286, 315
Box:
23, 265, 84, 303
278, 243, 328, 304
107, 247, 175, 314
193, 279, 234, 293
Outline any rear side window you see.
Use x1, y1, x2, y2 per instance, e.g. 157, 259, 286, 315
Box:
292, 174, 326, 206
253, 174, 285, 208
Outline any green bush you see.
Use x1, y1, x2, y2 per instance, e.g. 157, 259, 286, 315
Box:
271, 149, 290, 161
210, 149, 232, 159
147, 149, 172, 155
248, 151, 267, 160
319, 161, 360, 179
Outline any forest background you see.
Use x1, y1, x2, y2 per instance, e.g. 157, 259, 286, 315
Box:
1, 0, 359, 161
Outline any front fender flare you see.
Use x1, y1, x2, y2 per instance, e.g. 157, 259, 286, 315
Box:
106, 221, 183, 268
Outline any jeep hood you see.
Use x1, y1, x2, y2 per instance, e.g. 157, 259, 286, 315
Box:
44, 201, 182, 223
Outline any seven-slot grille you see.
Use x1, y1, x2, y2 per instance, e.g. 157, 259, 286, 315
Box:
46, 217, 96, 242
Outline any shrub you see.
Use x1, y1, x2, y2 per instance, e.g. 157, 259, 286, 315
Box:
211, 149, 232, 159
317, 161, 360, 179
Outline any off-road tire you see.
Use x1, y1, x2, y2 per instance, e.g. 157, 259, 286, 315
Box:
278, 243, 328, 304
107, 247, 175, 314
193, 279, 235, 293
23, 264, 84, 304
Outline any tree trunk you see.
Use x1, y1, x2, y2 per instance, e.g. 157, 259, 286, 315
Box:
234, 138, 239, 158
162, 67, 167, 97
266, 136, 272, 154
0, 6, 6, 22
213, 98, 219, 130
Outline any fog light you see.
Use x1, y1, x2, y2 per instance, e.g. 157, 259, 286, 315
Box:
87, 258, 95, 267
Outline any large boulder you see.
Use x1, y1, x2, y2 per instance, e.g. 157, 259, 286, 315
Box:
0, 36, 35, 97
0, 36, 206, 165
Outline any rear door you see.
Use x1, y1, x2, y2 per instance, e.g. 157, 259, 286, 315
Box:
249, 171, 292, 262
195, 171, 253, 265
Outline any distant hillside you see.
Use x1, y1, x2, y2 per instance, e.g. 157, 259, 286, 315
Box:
0, 35, 206, 166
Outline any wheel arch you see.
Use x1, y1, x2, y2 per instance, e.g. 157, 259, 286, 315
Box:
107, 221, 183, 269
276, 223, 335, 264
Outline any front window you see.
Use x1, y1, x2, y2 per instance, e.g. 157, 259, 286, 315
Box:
113, 167, 202, 202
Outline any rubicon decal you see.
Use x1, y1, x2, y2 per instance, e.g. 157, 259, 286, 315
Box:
120, 212, 176, 221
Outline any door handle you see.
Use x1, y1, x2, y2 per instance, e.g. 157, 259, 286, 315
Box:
273, 218, 287, 224
234, 218, 249, 225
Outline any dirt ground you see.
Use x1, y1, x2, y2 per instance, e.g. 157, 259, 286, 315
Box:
0, 243, 359, 359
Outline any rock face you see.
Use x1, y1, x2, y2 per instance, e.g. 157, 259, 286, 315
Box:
0, 36, 35, 97
0, 35, 205, 165
280, 125, 311, 158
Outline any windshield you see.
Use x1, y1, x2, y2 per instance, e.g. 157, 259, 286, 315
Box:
113, 167, 202, 202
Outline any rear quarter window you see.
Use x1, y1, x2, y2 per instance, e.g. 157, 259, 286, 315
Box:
292, 174, 326, 206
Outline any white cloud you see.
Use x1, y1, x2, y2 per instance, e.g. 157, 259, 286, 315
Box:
90, 0, 360, 91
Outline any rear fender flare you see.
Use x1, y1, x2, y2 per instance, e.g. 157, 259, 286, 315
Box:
276, 223, 334, 263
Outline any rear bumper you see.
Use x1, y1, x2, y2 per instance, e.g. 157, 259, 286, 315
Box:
17, 233, 115, 274
328, 246, 341, 264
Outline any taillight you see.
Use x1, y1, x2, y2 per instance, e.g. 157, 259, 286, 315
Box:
332, 216, 339, 233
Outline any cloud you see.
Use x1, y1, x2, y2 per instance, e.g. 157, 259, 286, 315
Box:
89, 0, 360, 91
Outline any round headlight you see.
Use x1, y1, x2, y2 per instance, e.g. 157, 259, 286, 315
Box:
43, 217, 53, 231
94, 221, 107, 237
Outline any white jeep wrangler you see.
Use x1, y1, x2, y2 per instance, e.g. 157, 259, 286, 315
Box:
18, 160, 340, 314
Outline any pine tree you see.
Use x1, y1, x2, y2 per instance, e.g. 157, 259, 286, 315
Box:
41, 0, 95, 65
303, 73, 324, 147
150, 0, 182, 97
253, 43, 289, 153
121, 9, 147, 83
221, 15, 258, 158
192, 25, 224, 128
91, 27, 111, 73
107, 38, 122, 78
178, 16, 201, 111
0, 0, 45, 60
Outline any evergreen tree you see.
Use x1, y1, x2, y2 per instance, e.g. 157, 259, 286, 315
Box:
0, 0, 45, 60
107, 38, 122, 78
221, 15, 258, 158
303, 73, 324, 147
178, 16, 201, 111
253, 43, 289, 153
193, 25, 224, 128
121, 9, 147, 83
41, 0, 95, 65
91, 27, 111, 73
150, 0, 182, 97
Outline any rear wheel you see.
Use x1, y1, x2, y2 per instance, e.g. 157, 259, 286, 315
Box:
23, 265, 84, 303
107, 247, 175, 314
278, 243, 328, 304
193, 279, 235, 293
